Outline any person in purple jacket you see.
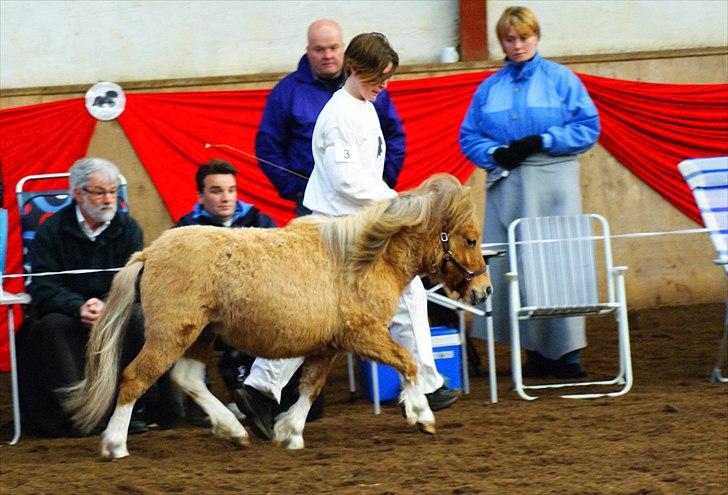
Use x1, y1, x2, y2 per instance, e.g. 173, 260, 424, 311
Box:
255, 18, 406, 216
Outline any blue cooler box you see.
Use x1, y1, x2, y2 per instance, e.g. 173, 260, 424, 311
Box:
430, 326, 463, 391
359, 326, 462, 402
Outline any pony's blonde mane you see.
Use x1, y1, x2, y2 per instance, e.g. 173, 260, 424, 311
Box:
317, 174, 473, 275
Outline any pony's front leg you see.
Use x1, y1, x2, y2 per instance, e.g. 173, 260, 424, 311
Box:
351, 329, 435, 434
273, 352, 337, 450
400, 378, 435, 434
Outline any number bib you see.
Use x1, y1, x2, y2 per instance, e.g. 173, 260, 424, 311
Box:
334, 141, 356, 163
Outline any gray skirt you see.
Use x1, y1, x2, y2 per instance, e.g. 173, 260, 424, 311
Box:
472, 153, 587, 360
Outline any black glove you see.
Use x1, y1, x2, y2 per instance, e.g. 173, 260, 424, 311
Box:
509, 134, 543, 157
493, 147, 523, 170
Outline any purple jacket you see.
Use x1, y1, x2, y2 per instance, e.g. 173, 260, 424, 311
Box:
255, 55, 406, 200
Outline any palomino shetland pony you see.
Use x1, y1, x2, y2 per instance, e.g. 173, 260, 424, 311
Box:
63, 174, 491, 459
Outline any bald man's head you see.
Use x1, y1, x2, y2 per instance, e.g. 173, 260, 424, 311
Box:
306, 19, 344, 79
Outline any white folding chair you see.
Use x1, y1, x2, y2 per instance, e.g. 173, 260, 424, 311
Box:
1, 208, 31, 445
507, 213, 633, 400
677, 156, 728, 383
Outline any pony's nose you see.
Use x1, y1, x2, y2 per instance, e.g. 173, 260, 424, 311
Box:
469, 286, 489, 306
486, 285, 493, 297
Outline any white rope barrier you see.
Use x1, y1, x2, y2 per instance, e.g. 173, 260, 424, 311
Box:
2, 268, 122, 279
480, 226, 718, 250
0, 226, 721, 281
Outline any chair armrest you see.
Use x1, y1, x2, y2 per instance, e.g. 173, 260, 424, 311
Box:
482, 249, 506, 263
1, 291, 31, 305
610, 266, 628, 275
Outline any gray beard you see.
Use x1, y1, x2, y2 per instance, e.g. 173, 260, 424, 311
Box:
83, 198, 116, 224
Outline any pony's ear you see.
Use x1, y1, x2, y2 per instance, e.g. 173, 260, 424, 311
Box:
459, 188, 472, 203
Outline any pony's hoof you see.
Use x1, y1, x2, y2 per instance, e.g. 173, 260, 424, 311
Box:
101, 441, 129, 460
232, 435, 250, 449
285, 436, 305, 450
418, 422, 436, 435
274, 435, 304, 450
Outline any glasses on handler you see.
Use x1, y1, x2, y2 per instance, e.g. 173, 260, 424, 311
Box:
82, 187, 118, 199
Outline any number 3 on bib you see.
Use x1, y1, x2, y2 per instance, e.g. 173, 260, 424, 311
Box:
335, 142, 355, 163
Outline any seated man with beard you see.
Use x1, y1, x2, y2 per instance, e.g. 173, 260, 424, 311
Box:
17, 157, 174, 437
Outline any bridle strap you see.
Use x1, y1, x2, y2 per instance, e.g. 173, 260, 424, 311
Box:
439, 232, 488, 286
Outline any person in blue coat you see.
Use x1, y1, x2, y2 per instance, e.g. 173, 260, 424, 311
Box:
459, 6, 600, 378
255, 18, 405, 216
176, 160, 276, 230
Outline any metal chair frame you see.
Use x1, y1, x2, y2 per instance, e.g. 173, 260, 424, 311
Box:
507, 213, 633, 400
1, 208, 31, 445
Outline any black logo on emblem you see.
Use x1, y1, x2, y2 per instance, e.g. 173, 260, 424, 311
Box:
93, 91, 119, 108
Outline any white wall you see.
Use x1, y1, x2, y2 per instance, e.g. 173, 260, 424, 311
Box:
0, 0, 459, 88
486, 0, 728, 59
1, 0, 726, 89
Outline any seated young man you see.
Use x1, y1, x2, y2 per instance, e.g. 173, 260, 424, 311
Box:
174, 159, 324, 425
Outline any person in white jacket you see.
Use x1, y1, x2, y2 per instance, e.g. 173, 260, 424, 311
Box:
235, 32, 460, 441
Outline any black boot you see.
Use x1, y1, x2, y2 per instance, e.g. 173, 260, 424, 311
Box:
522, 351, 552, 378
233, 385, 275, 440
425, 385, 461, 411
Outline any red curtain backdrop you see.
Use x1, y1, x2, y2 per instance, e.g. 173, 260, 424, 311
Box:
117, 71, 728, 228
0, 98, 97, 370
117, 73, 491, 227
579, 73, 728, 224
1, 73, 727, 370
116, 90, 296, 224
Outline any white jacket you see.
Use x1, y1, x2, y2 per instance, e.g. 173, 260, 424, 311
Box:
303, 89, 397, 217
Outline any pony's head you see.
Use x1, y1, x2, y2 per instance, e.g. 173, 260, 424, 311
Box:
409, 174, 492, 306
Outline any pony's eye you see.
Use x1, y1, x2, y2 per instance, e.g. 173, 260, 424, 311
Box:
466, 238, 477, 247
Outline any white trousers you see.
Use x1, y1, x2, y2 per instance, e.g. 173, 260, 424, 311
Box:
244, 276, 444, 402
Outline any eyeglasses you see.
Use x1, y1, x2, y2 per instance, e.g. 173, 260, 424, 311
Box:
82, 187, 118, 198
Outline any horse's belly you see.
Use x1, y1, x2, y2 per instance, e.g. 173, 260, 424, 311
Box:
215, 299, 338, 359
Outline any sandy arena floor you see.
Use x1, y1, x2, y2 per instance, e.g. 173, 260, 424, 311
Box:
1, 303, 727, 494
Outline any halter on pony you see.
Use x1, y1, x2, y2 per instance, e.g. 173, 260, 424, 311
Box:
439, 232, 488, 294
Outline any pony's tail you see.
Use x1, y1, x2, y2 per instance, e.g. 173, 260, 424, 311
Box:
61, 252, 145, 433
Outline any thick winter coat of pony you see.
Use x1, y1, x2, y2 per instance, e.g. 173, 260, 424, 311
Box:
62, 173, 491, 458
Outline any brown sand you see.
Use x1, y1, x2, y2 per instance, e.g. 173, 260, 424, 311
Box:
1, 303, 726, 494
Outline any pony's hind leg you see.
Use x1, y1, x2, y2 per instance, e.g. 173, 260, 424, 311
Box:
171, 358, 249, 448
273, 352, 337, 450
102, 319, 207, 459
350, 329, 435, 434
171, 335, 249, 449
102, 402, 135, 459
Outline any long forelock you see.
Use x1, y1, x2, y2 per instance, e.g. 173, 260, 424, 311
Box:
443, 190, 477, 233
